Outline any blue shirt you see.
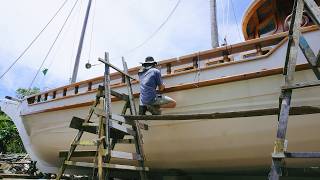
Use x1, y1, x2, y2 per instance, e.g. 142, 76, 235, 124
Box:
138, 67, 163, 105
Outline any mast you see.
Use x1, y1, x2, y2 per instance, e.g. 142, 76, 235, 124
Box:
210, 0, 219, 48
71, 0, 92, 83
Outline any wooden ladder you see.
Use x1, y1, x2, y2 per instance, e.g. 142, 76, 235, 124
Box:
268, 0, 320, 179
56, 53, 149, 180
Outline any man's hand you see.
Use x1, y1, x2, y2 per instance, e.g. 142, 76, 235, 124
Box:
159, 84, 165, 92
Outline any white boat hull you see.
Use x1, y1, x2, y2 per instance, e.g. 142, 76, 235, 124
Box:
1, 30, 320, 174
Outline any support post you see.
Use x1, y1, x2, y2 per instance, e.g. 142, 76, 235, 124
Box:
103, 52, 111, 179
122, 57, 148, 180
268, 0, 304, 179
71, 0, 92, 83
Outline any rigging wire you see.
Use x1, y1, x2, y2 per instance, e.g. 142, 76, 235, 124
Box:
28, 0, 80, 89
40, 0, 82, 88
230, 0, 242, 42
119, 0, 181, 56
89, 0, 181, 67
0, 0, 69, 81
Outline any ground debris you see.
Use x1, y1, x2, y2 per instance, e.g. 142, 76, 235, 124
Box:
0, 153, 42, 178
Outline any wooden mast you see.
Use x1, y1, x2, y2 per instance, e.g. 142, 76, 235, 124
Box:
210, 0, 219, 48
71, 0, 92, 83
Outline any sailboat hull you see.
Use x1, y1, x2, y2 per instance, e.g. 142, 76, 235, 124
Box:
1, 30, 320, 174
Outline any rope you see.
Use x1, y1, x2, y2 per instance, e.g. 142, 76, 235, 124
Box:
28, 0, 80, 89
90, 0, 182, 67
119, 0, 181, 56
0, 0, 69, 81
40, 0, 83, 87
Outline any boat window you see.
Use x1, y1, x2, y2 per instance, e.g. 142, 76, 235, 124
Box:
258, 18, 276, 36
257, 0, 273, 21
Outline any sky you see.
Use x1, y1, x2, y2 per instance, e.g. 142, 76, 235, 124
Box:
0, 0, 252, 98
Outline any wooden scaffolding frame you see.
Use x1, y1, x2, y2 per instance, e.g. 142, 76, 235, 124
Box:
267, 0, 320, 179
56, 52, 148, 180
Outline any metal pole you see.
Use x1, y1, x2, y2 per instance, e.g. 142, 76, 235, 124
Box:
71, 0, 92, 83
210, 0, 219, 48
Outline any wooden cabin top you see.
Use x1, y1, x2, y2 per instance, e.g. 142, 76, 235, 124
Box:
242, 0, 320, 40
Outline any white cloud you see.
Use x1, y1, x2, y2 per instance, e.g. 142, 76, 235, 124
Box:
0, 0, 251, 95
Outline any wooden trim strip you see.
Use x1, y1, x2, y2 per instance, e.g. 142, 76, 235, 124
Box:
27, 37, 289, 106
25, 32, 289, 100
21, 64, 311, 116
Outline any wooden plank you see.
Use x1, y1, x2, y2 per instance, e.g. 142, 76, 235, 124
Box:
72, 140, 97, 146
124, 106, 320, 121
299, 35, 317, 66
99, 57, 137, 80
299, 35, 320, 79
69, 117, 97, 134
92, 107, 148, 130
283, 0, 304, 85
112, 114, 126, 123
109, 121, 136, 136
111, 151, 142, 161
59, 150, 98, 158
285, 152, 320, 158
304, 0, 320, 25
116, 139, 135, 144
111, 89, 129, 101
282, 80, 320, 90
64, 161, 149, 171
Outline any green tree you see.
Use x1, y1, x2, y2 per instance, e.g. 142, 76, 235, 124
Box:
0, 87, 40, 153
16, 87, 40, 99
0, 111, 24, 153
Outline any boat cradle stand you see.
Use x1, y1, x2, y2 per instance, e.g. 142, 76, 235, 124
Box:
56, 53, 149, 180
267, 0, 320, 179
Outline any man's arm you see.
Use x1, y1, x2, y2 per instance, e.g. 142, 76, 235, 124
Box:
154, 69, 165, 92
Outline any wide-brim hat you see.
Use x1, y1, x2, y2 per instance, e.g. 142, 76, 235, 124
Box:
140, 56, 157, 65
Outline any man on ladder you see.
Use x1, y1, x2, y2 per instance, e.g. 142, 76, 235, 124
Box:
138, 56, 176, 115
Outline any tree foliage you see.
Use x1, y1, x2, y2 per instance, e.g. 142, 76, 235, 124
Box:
15, 87, 40, 99
0, 111, 25, 153
0, 87, 40, 153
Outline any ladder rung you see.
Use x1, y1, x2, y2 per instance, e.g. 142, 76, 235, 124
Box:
91, 107, 149, 130
92, 107, 126, 123
110, 121, 136, 136
69, 117, 97, 134
285, 152, 320, 158
72, 140, 97, 146
282, 80, 320, 90
111, 151, 142, 161
60, 150, 141, 160
82, 122, 99, 127
115, 139, 135, 144
112, 114, 126, 123
64, 161, 149, 171
59, 151, 98, 158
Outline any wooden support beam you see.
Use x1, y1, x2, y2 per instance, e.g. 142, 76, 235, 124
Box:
299, 35, 317, 66
282, 80, 320, 90
299, 36, 320, 79
304, 0, 320, 26
124, 106, 320, 121
98, 58, 137, 80
64, 161, 149, 171
284, 152, 320, 158
60, 150, 141, 160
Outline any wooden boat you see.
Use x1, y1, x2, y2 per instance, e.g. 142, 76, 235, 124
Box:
1, 0, 320, 175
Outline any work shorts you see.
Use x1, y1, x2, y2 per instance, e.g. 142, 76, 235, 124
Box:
150, 94, 175, 106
